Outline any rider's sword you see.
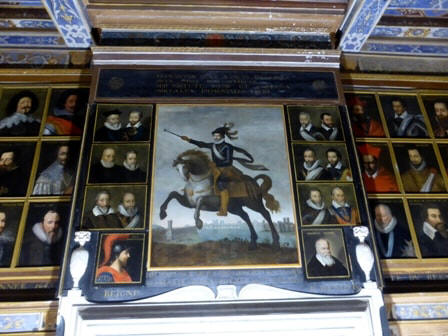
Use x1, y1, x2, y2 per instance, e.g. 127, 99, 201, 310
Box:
164, 129, 183, 138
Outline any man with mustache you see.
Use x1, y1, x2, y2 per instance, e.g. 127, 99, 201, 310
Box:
84, 190, 121, 229
20, 209, 63, 266
386, 97, 428, 137
328, 187, 359, 225
318, 112, 341, 140
418, 204, 448, 257
301, 188, 337, 225
307, 238, 348, 277
401, 146, 445, 192
33, 145, 74, 195
432, 101, 448, 138
122, 150, 146, 183
90, 147, 123, 183
123, 110, 149, 141
297, 111, 321, 141
0, 149, 27, 196
117, 192, 141, 229
348, 96, 385, 137
298, 148, 327, 180
0, 90, 41, 136
95, 109, 124, 141
44, 90, 84, 135
324, 148, 352, 181
0, 210, 14, 267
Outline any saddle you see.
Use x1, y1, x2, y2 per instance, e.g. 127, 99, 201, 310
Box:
210, 163, 248, 198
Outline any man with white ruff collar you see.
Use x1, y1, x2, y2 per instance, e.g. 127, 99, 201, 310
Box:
307, 238, 348, 277
122, 150, 146, 183
318, 112, 341, 141
374, 203, 414, 258
123, 110, 149, 141
418, 204, 448, 257
20, 209, 63, 266
90, 147, 123, 183
387, 97, 428, 137
84, 190, 121, 229
328, 187, 359, 225
0, 90, 41, 136
181, 122, 267, 216
297, 111, 321, 141
33, 145, 74, 195
117, 192, 141, 229
95, 109, 124, 141
302, 188, 337, 225
298, 147, 328, 180
401, 146, 445, 192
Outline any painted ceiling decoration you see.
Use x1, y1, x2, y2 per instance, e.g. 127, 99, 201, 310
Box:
0, 0, 446, 68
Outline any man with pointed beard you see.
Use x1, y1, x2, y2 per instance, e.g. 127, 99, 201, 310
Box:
374, 204, 414, 258
348, 96, 385, 137
318, 113, 341, 140
328, 187, 359, 225
33, 144, 74, 195
357, 144, 398, 193
20, 209, 63, 266
96, 234, 132, 283
117, 192, 141, 229
297, 111, 321, 141
432, 101, 448, 138
84, 190, 121, 229
386, 97, 428, 137
122, 150, 146, 183
123, 110, 149, 141
95, 109, 124, 141
418, 204, 448, 257
307, 238, 348, 277
90, 147, 123, 183
298, 148, 328, 180
324, 148, 352, 181
302, 188, 337, 225
0, 211, 14, 267
401, 146, 445, 192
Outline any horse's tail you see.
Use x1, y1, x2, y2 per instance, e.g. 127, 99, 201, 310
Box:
254, 174, 280, 213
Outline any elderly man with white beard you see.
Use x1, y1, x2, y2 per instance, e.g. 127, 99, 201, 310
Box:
20, 210, 63, 266
307, 238, 348, 277
90, 147, 123, 183
122, 150, 146, 183
95, 109, 124, 141
117, 192, 141, 229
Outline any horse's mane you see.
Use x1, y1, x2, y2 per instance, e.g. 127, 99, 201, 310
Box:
177, 149, 211, 164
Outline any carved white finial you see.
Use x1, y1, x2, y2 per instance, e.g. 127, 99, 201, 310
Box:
353, 226, 374, 283
353, 226, 369, 243
70, 231, 91, 288
74, 231, 91, 247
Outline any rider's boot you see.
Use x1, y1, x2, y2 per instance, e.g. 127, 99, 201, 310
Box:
217, 189, 229, 216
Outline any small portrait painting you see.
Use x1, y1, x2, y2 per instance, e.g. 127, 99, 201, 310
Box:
409, 199, 448, 258
95, 233, 145, 284
88, 144, 148, 184
19, 202, 70, 267
0, 88, 47, 137
32, 142, 80, 196
94, 104, 153, 142
82, 185, 147, 230
0, 142, 36, 197
357, 143, 399, 193
43, 88, 89, 136
302, 228, 350, 279
379, 95, 429, 138
298, 183, 360, 225
292, 143, 352, 181
421, 96, 448, 138
287, 106, 343, 141
0, 203, 23, 267
393, 143, 446, 193
345, 93, 385, 138
368, 198, 415, 259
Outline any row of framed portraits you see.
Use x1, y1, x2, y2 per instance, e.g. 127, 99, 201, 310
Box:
0, 87, 89, 137
345, 92, 448, 139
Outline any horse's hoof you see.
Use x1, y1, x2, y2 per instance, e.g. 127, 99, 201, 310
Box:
195, 219, 203, 230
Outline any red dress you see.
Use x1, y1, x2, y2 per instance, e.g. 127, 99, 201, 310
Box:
362, 168, 399, 193
352, 120, 385, 137
96, 266, 132, 283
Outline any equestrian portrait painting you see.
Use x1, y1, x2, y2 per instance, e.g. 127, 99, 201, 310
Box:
150, 105, 299, 268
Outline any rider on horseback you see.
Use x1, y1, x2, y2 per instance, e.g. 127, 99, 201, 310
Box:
181, 123, 267, 216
